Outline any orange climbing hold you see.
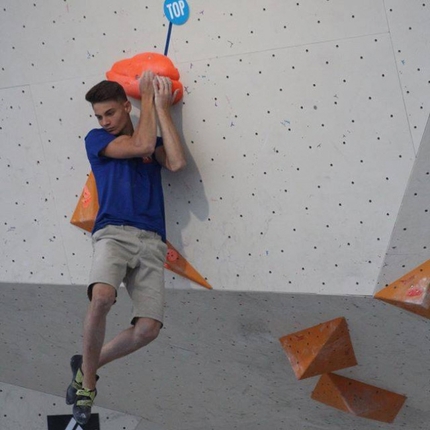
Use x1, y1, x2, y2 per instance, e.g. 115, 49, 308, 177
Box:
164, 241, 212, 290
70, 172, 98, 233
374, 259, 430, 319
311, 373, 406, 423
70, 173, 211, 289
279, 317, 357, 380
106, 52, 183, 104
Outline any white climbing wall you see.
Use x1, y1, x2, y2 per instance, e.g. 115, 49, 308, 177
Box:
0, 0, 429, 295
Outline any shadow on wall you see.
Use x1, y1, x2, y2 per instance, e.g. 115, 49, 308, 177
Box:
130, 98, 210, 250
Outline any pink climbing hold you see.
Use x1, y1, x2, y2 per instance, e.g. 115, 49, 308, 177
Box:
82, 185, 92, 208
167, 248, 179, 262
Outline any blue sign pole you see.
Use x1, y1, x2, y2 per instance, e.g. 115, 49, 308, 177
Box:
164, 22, 173, 56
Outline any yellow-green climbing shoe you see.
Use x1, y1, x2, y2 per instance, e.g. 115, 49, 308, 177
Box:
73, 387, 97, 425
65, 355, 83, 405
66, 355, 99, 405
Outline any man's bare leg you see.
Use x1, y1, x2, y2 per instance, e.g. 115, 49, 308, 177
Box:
81, 283, 116, 390
80, 282, 161, 383
98, 317, 161, 368
72, 291, 160, 425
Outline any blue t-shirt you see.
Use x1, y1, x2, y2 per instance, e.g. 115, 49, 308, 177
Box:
85, 128, 166, 241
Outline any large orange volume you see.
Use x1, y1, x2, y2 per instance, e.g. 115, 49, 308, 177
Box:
279, 317, 357, 380
311, 373, 406, 423
106, 52, 183, 104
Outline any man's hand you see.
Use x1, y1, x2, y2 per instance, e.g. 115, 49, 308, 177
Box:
152, 75, 185, 172
153, 75, 178, 112
139, 70, 155, 100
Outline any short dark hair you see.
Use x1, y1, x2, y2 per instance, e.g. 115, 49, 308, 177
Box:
85, 80, 128, 104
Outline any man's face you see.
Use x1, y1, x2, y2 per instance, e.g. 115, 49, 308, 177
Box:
92, 100, 131, 135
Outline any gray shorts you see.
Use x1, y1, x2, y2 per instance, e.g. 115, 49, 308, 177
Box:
89, 225, 168, 325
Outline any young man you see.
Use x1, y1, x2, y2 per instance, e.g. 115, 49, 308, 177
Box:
66, 71, 186, 425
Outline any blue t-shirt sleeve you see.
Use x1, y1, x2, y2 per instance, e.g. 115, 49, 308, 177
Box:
85, 129, 116, 164
85, 129, 163, 165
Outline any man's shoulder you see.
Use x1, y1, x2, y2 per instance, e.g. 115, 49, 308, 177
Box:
85, 128, 108, 142
85, 128, 115, 162
85, 128, 115, 149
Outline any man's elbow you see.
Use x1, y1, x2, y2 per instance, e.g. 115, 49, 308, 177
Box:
133, 137, 157, 158
167, 158, 187, 172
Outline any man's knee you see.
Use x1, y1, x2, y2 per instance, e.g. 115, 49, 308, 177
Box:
133, 318, 161, 346
89, 283, 116, 313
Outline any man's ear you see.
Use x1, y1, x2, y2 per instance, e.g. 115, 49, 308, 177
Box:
124, 100, 132, 113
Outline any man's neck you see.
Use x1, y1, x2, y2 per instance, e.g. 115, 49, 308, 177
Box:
120, 120, 134, 136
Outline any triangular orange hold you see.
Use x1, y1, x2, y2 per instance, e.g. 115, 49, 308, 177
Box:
70, 172, 211, 289
70, 172, 99, 232
311, 373, 406, 423
374, 259, 430, 319
165, 241, 212, 289
279, 317, 357, 380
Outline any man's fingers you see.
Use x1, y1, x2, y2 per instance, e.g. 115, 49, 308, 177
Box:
152, 76, 175, 106
154, 76, 172, 92
171, 89, 179, 103
140, 70, 155, 88
143, 70, 155, 79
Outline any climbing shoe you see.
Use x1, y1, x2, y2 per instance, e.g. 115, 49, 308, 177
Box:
73, 387, 97, 425
66, 355, 83, 405
66, 354, 98, 405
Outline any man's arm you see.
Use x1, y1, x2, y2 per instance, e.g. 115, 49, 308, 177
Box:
153, 76, 186, 172
102, 71, 157, 159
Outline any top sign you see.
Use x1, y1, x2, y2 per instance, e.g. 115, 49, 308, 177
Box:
164, 0, 190, 25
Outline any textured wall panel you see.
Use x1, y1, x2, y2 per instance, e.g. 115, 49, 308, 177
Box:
0, 87, 70, 283
165, 34, 415, 295
2, 283, 430, 430
0, 1, 168, 88
0, 1, 429, 295
385, 1, 430, 150
30, 77, 101, 284
171, 0, 388, 62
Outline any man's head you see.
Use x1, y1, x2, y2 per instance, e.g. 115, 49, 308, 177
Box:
86, 80, 132, 136
85, 80, 128, 104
